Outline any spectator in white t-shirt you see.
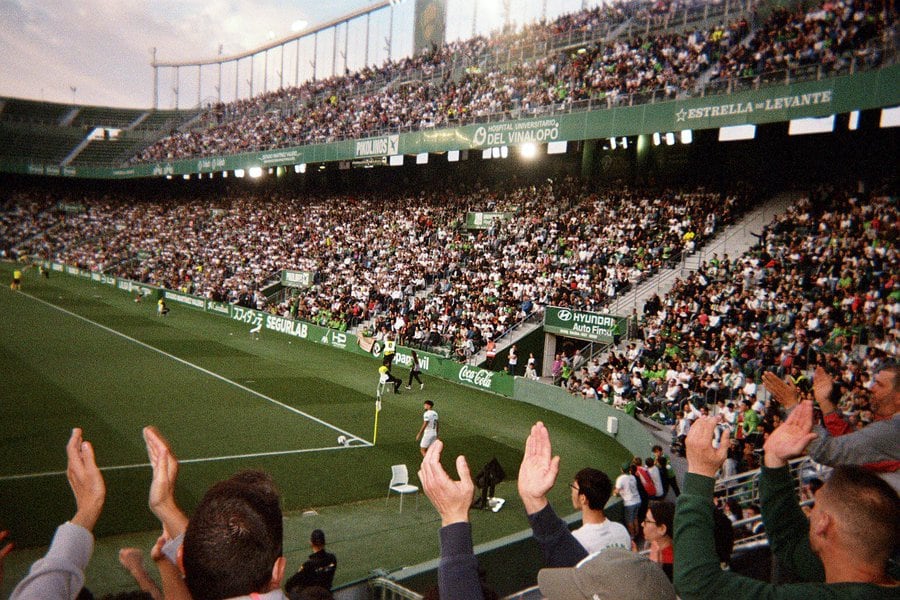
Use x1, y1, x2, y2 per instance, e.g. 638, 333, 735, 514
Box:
614, 463, 642, 539
645, 457, 666, 500
569, 468, 632, 554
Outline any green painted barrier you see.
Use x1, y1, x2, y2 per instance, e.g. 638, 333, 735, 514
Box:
514, 377, 656, 459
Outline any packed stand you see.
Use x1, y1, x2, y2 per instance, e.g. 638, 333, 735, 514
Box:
131, 0, 892, 163
2, 180, 742, 357
709, 0, 892, 83
561, 183, 898, 479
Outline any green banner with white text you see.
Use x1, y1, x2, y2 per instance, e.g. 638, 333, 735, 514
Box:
544, 306, 628, 343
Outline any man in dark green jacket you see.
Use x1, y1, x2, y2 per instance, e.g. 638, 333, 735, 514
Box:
675, 402, 899, 598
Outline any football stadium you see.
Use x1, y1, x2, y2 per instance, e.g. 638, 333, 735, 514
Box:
1, 0, 898, 598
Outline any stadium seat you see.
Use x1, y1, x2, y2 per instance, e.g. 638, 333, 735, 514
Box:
386, 464, 419, 513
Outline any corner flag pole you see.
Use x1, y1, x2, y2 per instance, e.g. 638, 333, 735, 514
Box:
373, 399, 382, 445
374, 367, 387, 445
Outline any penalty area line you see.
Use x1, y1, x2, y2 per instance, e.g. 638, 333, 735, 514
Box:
18, 290, 372, 446
0, 444, 367, 482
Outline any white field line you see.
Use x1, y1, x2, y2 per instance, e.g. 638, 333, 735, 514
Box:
3, 291, 372, 480
0, 444, 367, 482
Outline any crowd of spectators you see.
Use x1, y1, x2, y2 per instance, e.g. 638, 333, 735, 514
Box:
709, 0, 890, 83
557, 182, 897, 478
1, 179, 742, 357
131, 0, 892, 163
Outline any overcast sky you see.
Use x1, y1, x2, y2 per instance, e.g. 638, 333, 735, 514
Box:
0, 0, 592, 109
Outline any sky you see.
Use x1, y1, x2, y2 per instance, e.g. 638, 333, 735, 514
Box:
0, 0, 593, 109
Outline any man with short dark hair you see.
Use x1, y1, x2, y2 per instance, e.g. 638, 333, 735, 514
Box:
284, 529, 337, 597
182, 476, 286, 599
570, 467, 631, 553
652, 445, 680, 496
144, 427, 288, 600
674, 403, 899, 598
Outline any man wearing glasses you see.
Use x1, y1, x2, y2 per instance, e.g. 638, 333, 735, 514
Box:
569, 468, 632, 553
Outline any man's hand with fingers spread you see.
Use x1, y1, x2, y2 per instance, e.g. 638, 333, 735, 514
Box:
762, 371, 800, 409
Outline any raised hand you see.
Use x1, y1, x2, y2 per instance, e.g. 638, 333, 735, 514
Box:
762, 370, 799, 409
763, 400, 818, 468
517, 422, 560, 515
143, 426, 188, 539
685, 417, 730, 478
418, 440, 475, 526
66, 428, 106, 532
812, 366, 836, 413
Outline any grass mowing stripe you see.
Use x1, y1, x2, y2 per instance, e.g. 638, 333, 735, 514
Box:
18, 290, 371, 445
0, 444, 368, 481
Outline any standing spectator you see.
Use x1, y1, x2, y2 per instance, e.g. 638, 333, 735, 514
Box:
652, 445, 681, 497
418, 423, 677, 600
643, 500, 676, 581
507, 344, 518, 375
524, 359, 539, 380
551, 354, 563, 384
614, 462, 641, 539
646, 457, 666, 500
674, 405, 899, 598
805, 364, 900, 493
739, 399, 761, 446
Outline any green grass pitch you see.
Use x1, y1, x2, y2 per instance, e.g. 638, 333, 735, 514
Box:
0, 262, 631, 596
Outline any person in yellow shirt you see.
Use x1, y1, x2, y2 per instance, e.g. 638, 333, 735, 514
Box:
11, 268, 22, 290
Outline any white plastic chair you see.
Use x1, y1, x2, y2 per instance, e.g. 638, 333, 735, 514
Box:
386, 464, 419, 513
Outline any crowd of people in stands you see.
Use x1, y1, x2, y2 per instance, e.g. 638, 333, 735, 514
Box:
553, 183, 898, 481
132, 0, 892, 163
710, 0, 890, 83
0, 179, 742, 356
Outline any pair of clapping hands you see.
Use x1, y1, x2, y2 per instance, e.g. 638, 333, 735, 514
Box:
420, 399, 819, 523
418, 421, 560, 525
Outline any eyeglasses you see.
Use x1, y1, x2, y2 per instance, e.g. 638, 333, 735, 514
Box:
569, 483, 580, 493
643, 519, 657, 525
